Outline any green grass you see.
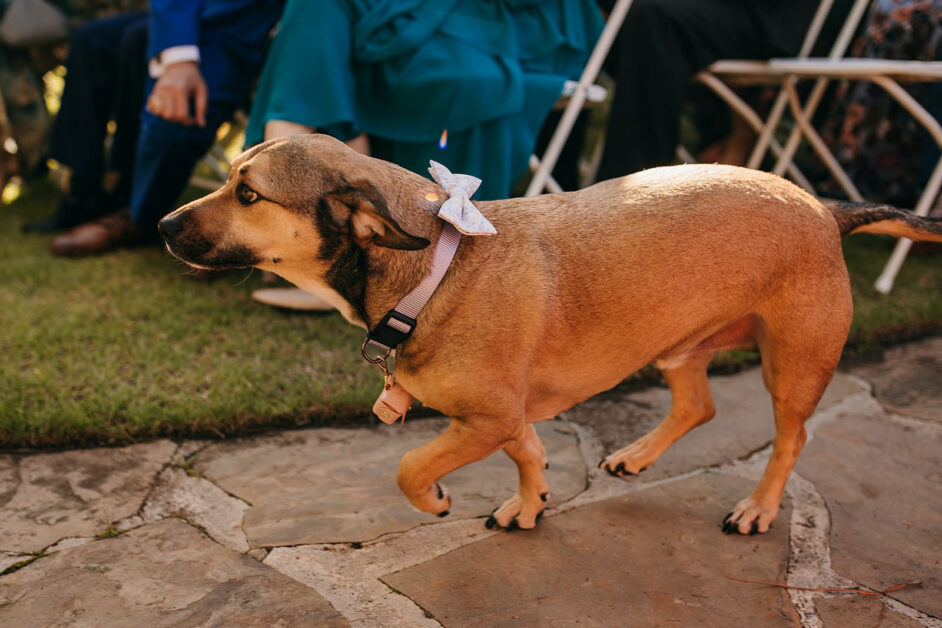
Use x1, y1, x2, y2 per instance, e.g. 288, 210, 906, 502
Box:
2, 181, 378, 449
1, 180, 940, 450
843, 234, 942, 347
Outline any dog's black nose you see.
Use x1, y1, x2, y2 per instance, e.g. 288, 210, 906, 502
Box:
157, 215, 183, 241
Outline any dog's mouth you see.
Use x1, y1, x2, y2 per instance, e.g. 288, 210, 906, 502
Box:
163, 238, 260, 270
162, 230, 211, 258
163, 241, 215, 270
159, 217, 260, 270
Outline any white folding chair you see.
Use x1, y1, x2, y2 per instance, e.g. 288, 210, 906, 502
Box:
697, 0, 942, 293
527, 79, 610, 194
526, 0, 635, 197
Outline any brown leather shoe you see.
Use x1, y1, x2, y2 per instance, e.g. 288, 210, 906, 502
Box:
48, 210, 153, 257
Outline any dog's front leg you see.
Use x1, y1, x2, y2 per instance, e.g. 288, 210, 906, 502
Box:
397, 416, 517, 517
486, 423, 549, 530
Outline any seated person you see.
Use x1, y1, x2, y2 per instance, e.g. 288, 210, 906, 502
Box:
245, 0, 602, 309
594, 0, 854, 181
23, 10, 148, 232
245, 0, 604, 200
817, 0, 942, 209
1, 0, 149, 201
31, 0, 284, 256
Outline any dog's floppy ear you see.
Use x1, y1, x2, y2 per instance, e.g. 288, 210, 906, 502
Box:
325, 181, 430, 251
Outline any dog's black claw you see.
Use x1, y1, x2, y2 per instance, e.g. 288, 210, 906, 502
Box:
545, 462, 550, 470
536, 510, 544, 521
435, 483, 444, 500
749, 521, 759, 536
721, 513, 738, 534
437, 510, 450, 518
507, 518, 519, 531
540, 492, 548, 502
598, 458, 606, 469
485, 515, 497, 529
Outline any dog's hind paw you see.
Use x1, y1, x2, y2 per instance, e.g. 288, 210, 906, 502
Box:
485, 510, 544, 531
721, 497, 777, 535
485, 493, 547, 531
722, 513, 759, 535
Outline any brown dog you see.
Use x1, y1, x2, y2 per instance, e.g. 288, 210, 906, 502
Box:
159, 134, 942, 535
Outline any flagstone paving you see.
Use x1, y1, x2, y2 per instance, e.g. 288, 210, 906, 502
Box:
0, 519, 347, 627
846, 335, 942, 424
192, 419, 586, 546
382, 473, 797, 627
0, 440, 176, 554
0, 336, 939, 627
815, 596, 924, 628
797, 412, 942, 617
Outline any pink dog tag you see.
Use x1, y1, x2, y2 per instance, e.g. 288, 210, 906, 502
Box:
373, 375, 413, 424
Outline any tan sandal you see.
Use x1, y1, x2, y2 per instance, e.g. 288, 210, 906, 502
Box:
251, 288, 335, 311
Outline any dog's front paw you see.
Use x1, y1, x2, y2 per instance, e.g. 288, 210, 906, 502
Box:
432, 482, 452, 517
408, 482, 452, 517
484, 491, 548, 531
722, 496, 778, 535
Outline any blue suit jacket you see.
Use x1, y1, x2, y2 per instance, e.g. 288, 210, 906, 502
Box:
146, 0, 284, 102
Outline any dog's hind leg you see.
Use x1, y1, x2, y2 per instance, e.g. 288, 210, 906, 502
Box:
723, 304, 849, 535
397, 416, 521, 517
487, 423, 550, 530
600, 351, 716, 477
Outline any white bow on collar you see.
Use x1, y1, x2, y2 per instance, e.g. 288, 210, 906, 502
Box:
428, 161, 497, 236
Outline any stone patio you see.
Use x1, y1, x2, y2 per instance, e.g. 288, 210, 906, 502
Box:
1, 336, 939, 626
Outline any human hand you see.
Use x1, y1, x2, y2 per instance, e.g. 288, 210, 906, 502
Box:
146, 61, 207, 126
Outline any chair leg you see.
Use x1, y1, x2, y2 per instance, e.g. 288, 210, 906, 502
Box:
525, 0, 635, 196
695, 72, 815, 192
783, 80, 863, 201
527, 155, 564, 194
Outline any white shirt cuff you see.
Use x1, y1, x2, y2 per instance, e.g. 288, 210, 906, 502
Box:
148, 45, 201, 78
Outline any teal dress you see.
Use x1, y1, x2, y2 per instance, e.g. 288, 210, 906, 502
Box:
245, 0, 603, 200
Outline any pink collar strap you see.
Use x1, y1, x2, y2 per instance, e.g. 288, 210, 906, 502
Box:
363, 222, 462, 354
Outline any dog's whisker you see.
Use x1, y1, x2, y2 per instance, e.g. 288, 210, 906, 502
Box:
232, 267, 255, 286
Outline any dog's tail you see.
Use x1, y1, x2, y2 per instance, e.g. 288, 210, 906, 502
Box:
826, 201, 942, 242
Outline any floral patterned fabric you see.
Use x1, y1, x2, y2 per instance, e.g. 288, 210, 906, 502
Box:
817, 0, 942, 206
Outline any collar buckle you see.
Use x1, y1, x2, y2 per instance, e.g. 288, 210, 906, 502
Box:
365, 309, 417, 353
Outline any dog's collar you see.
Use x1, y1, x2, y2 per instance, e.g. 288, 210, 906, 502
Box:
363, 222, 462, 354
361, 162, 495, 362
361, 162, 496, 360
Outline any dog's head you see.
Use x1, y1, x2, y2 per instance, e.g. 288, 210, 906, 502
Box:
159, 134, 441, 324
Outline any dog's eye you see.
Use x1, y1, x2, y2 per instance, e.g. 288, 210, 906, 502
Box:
237, 183, 260, 205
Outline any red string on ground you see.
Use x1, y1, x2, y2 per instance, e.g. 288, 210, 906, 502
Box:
724, 575, 921, 597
